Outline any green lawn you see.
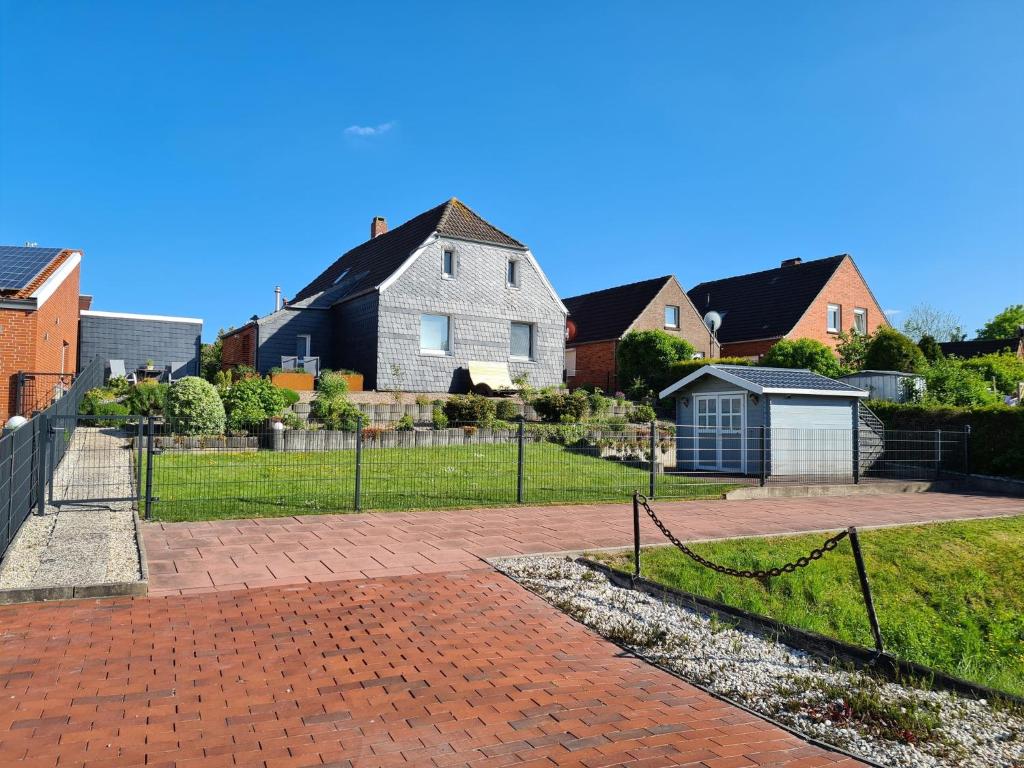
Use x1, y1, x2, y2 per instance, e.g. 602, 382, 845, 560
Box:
592, 516, 1024, 697
146, 442, 736, 521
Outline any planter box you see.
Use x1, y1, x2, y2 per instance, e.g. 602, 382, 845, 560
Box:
340, 373, 363, 392
271, 372, 315, 391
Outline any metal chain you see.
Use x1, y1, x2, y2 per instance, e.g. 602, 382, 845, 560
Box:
636, 494, 849, 579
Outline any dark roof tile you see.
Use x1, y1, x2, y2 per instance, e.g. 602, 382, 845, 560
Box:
938, 338, 1022, 358
564, 276, 673, 344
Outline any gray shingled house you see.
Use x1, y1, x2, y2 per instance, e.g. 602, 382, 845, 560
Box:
222, 199, 567, 392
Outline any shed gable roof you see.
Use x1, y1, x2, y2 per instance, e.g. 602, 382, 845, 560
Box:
292, 198, 526, 305
563, 276, 673, 344
659, 364, 867, 399
687, 255, 847, 343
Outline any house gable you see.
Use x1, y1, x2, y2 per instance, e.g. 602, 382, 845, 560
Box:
787, 255, 887, 350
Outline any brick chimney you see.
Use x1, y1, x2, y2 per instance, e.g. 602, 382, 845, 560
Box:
780, 257, 802, 267
371, 216, 387, 239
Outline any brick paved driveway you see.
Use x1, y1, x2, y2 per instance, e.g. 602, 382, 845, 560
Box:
0, 569, 857, 768
144, 492, 1022, 596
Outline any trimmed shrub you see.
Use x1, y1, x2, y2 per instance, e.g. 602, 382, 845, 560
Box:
494, 399, 520, 421
222, 377, 288, 431
125, 381, 168, 415
431, 407, 449, 430
531, 389, 590, 423
395, 414, 414, 431
864, 327, 926, 373
165, 377, 226, 435
627, 404, 657, 424
761, 338, 841, 378
443, 394, 496, 425
870, 402, 1023, 479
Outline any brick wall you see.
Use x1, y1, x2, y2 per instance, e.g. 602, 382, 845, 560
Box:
788, 256, 887, 351
567, 340, 618, 391
221, 325, 257, 370
719, 338, 778, 359
0, 306, 38, 420
626, 279, 720, 358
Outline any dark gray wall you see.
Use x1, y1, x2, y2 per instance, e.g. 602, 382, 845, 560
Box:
254, 307, 333, 375
78, 314, 201, 378
332, 293, 379, 387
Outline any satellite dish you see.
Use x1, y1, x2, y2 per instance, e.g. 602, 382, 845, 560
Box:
703, 311, 722, 334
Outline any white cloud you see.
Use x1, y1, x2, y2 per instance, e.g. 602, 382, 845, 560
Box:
884, 308, 902, 317
344, 121, 396, 137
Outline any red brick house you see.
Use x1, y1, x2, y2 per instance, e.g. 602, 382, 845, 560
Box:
563, 276, 718, 391
0, 246, 83, 420
687, 254, 887, 359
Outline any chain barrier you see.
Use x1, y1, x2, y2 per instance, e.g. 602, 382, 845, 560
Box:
635, 493, 849, 579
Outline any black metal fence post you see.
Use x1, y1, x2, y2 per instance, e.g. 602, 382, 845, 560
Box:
516, 416, 525, 503
759, 427, 767, 486
35, 414, 48, 516
48, 424, 59, 505
934, 429, 942, 479
136, 418, 145, 510
144, 415, 155, 520
353, 423, 362, 512
963, 424, 971, 475
632, 491, 641, 578
848, 526, 884, 654
648, 420, 656, 498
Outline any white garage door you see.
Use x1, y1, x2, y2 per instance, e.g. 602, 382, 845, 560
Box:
769, 397, 853, 477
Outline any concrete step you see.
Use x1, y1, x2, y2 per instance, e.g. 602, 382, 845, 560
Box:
725, 480, 950, 500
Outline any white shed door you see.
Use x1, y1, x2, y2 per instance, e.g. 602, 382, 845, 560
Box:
769, 397, 853, 477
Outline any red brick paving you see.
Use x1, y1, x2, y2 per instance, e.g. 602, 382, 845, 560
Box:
0, 569, 858, 768
143, 492, 1023, 596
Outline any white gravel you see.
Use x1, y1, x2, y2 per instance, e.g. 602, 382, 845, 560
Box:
495, 555, 1024, 768
0, 428, 142, 590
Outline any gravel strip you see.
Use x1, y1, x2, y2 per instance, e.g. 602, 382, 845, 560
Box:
495, 555, 1024, 768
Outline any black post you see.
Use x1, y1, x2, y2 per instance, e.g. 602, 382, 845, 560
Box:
6, 444, 14, 543
852, 403, 860, 485
848, 526, 884, 654
934, 429, 942, 479
144, 415, 155, 520
759, 427, 767, 486
516, 416, 525, 504
48, 425, 58, 506
35, 414, 48, 516
353, 421, 363, 512
632, 492, 641, 578
136, 418, 145, 510
962, 424, 971, 475
648, 420, 656, 498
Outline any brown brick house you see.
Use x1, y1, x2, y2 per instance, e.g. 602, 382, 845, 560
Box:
563, 276, 717, 391
687, 254, 886, 359
0, 246, 82, 420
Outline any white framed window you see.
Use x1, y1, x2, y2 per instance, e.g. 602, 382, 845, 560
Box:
442, 249, 455, 278
853, 307, 867, 334
664, 305, 680, 328
420, 314, 451, 354
827, 304, 841, 333
564, 348, 576, 377
510, 321, 534, 359
296, 334, 311, 357
506, 258, 520, 288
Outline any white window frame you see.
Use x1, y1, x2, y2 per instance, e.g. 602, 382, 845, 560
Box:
853, 307, 867, 334
664, 305, 680, 329
826, 304, 841, 334
510, 321, 535, 360
296, 334, 311, 358
506, 258, 520, 288
564, 348, 576, 377
442, 249, 455, 279
419, 314, 452, 355
693, 391, 746, 473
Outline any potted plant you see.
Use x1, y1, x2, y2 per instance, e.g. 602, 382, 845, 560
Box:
145, 359, 155, 371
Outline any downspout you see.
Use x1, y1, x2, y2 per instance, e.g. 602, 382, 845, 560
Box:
253, 321, 260, 374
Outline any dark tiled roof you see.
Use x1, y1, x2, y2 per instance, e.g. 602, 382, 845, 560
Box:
563, 276, 673, 344
687, 255, 847, 343
718, 365, 864, 393
938, 338, 1022, 358
292, 199, 525, 304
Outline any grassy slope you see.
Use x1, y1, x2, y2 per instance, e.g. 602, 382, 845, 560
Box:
594, 516, 1024, 696
147, 442, 736, 521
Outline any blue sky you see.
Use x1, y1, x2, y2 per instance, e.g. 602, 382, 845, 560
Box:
1, 1, 1021, 342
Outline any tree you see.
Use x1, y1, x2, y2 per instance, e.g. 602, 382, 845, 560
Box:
201, 327, 232, 382
835, 329, 872, 373
616, 330, 696, 399
901, 303, 963, 343
761, 338, 841, 377
977, 305, 1024, 340
922, 358, 1000, 407
916, 334, 943, 363
863, 327, 926, 373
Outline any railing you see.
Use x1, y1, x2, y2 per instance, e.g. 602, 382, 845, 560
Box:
280, 356, 320, 377
14, 371, 76, 417
134, 419, 969, 521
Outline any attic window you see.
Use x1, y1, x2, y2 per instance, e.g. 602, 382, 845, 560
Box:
506, 259, 519, 288
442, 250, 455, 278
664, 305, 680, 329
854, 307, 867, 334
827, 304, 841, 333
332, 269, 350, 286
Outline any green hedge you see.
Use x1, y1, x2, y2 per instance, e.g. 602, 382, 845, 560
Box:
869, 402, 1024, 479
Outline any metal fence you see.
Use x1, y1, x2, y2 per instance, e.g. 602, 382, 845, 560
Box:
123, 419, 969, 522
0, 358, 104, 559
13, 371, 77, 417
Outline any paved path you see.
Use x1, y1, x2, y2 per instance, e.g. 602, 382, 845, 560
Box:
0, 569, 857, 768
143, 492, 1023, 596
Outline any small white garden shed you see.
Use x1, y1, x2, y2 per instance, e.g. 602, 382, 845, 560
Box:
659, 365, 871, 478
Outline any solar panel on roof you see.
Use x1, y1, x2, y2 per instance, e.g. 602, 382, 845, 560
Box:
0, 246, 64, 292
